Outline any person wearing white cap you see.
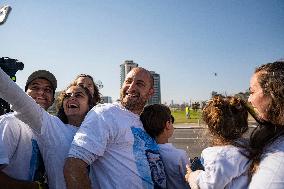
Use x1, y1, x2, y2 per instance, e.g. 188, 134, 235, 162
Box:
0, 70, 57, 189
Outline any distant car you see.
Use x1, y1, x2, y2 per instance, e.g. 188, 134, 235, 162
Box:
0, 5, 12, 25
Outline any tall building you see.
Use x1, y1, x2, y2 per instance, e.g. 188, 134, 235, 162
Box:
120, 60, 138, 88
147, 71, 161, 105
101, 96, 112, 103
119, 60, 161, 105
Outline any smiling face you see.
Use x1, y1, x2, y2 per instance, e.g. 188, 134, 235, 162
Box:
63, 86, 90, 121
26, 78, 54, 110
76, 76, 95, 97
120, 68, 154, 114
248, 73, 272, 121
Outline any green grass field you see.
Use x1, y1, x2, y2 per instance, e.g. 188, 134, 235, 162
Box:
171, 109, 202, 124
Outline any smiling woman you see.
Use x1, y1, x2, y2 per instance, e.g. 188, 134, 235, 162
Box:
0, 67, 100, 189
248, 60, 284, 189
56, 84, 93, 126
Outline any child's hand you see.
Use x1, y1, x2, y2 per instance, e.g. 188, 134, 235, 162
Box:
185, 164, 192, 181
185, 164, 202, 189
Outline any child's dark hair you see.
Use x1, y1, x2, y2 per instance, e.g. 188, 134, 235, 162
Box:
203, 96, 248, 145
140, 104, 173, 138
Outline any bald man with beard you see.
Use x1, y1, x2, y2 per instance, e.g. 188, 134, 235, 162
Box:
64, 67, 166, 189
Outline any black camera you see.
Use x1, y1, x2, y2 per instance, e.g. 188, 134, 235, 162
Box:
0, 57, 24, 81
0, 57, 24, 115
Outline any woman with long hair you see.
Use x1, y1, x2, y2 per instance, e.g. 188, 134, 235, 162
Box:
0, 68, 100, 189
248, 60, 284, 188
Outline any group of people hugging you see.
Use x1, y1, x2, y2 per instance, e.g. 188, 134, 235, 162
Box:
0, 60, 283, 189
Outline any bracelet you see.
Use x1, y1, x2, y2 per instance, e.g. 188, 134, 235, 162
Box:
35, 181, 43, 189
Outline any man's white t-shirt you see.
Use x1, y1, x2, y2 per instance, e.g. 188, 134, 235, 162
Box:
69, 103, 167, 189
0, 113, 44, 181
0, 68, 84, 189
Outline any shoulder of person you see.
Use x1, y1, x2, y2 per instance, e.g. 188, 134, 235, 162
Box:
266, 136, 284, 152
159, 143, 188, 156
92, 103, 117, 113
0, 113, 22, 128
0, 112, 16, 120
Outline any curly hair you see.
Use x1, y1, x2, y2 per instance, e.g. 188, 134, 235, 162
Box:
140, 104, 173, 138
73, 74, 101, 105
56, 84, 94, 124
203, 96, 248, 146
249, 60, 284, 177
254, 61, 284, 125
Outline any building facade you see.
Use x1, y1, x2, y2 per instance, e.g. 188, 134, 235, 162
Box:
147, 71, 161, 104
120, 60, 161, 105
101, 96, 112, 103
120, 60, 139, 88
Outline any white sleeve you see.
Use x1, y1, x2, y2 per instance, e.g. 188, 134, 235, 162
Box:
0, 141, 9, 166
68, 145, 100, 165
68, 109, 110, 164
188, 170, 203, 189
249, 149, 284, 189
0, 68, 44, 133
0, 116, 20, 166
196, 155, 235, 189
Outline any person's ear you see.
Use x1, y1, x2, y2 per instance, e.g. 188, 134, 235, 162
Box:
165, 121, 171, 130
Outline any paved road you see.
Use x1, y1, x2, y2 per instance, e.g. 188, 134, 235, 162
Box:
169, 127, 209, 159
170, 124, 255, 159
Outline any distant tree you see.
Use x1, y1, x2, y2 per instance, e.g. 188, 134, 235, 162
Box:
211, 91, 218, 97
192, 102, 200, 111
235, 89, 250, 101
211, 91, 226, 98
201, 101, 207, 110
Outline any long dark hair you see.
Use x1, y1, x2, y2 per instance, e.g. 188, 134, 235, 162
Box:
248, 60, 284, 177
56, 84, 94, 124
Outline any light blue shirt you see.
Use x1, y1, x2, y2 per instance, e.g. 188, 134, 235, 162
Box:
158, 143, 190, 189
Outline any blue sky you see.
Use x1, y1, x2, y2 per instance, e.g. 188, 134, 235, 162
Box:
1, 0, 284, 104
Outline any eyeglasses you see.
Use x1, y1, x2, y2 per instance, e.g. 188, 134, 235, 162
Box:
63, 92, 86, 99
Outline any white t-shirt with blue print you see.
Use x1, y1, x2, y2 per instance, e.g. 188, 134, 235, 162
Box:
0, 113, 44, 181
69, 102, 166, 189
